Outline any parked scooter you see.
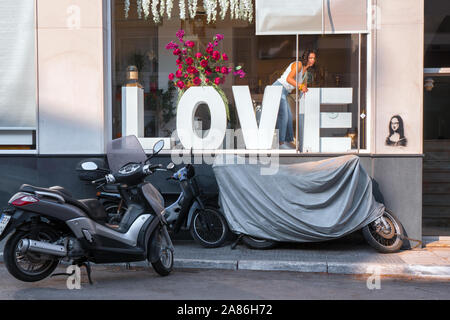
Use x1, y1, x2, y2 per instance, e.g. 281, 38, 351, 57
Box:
164, 164, 229, 248
0, 136, 174, 283
78, 156, 229, 248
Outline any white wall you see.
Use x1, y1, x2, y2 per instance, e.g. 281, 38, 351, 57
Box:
374, 0, 424, 154
37, 0, 106, 154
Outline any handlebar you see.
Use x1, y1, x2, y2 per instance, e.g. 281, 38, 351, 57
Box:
91, 163, 164, 186
91, 176, 107, 185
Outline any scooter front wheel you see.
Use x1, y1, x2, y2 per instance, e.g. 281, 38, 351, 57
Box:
362, 209, 404, 253
149, 225, 173, 276
190, 208, 229, 248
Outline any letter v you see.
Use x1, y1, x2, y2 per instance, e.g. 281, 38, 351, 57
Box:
232, 85, 282, 149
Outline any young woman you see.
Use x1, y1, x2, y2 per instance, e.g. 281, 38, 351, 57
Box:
272, 50, 317, 149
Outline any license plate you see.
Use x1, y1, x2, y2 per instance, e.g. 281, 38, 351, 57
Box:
0, 214, 11, 236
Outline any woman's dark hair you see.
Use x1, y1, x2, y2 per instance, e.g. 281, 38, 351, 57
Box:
300, 49, 317, 67
386, 115, 407, 146
300, 49, 317, 85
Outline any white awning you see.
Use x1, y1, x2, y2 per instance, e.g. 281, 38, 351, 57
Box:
256, 0, 368, 35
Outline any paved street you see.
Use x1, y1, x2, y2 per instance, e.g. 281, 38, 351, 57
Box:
0, 263, 449, 300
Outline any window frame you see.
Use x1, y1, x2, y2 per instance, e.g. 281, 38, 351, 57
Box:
106, 0, 373, 155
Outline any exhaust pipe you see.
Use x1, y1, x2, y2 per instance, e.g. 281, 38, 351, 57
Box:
18, 239, 67, 257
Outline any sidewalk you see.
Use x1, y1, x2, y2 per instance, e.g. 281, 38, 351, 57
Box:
1, 236, 449, 279
167, 237, 450, 279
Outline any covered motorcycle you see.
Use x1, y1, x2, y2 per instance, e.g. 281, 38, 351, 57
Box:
212, 155, 404, 252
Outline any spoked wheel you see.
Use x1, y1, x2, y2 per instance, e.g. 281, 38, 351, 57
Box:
241, 235, 278, 250
104, 202, 127, 224
150, 226, 173, 276
362, 209, 404, 253
4, 224, 60, 282
190, 208, 229, 248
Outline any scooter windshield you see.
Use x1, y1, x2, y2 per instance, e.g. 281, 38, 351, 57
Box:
106, 135, 147, 173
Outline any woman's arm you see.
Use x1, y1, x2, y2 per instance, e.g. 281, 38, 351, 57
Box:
286, 62, 308, 93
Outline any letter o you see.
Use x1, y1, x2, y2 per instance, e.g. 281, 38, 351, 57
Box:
176, 87, 227, 150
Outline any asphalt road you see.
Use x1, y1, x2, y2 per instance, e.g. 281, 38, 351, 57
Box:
0, 264, 448, 300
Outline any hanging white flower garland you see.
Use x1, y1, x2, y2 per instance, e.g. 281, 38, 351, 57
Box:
124, 0, 130, 19
188, 0, 198, 19
160, 0, 166, 17
218, 0, 229, 20
124, 0, 252, 23
166, 0, 174, 18
179, 0, 186, 20
137, 0, 142, 19
142, 0, 151, 19
151, 0, 160, 23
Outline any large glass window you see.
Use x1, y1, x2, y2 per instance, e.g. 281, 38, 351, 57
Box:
112, 0, 368, 153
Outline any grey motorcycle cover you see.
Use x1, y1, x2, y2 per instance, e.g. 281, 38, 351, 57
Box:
212, 155, 384, 242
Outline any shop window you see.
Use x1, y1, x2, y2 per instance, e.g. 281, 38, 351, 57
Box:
111, 0, 368, 153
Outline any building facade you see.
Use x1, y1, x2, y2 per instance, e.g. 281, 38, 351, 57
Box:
1, 0, 447, 242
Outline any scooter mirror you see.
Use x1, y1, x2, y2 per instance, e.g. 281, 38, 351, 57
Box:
167, 162, 175, 170
81, 162, 98, 171
153, 140, 164, 154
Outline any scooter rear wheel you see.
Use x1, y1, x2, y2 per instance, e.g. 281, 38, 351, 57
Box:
241, 236, 277, 250
362, 209, 404, 253
4, 224, 60, 282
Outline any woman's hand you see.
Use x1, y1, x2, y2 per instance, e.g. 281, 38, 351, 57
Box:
299, 84, 308, 93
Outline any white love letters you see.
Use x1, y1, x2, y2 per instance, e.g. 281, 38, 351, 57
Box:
177, 85, 282, 150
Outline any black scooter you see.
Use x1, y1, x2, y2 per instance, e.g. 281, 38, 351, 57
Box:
78, 158, 229, 248
0, 136, 174, 283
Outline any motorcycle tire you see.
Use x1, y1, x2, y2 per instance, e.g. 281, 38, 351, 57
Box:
104, 202, 127, 224
149, 225, 173, 276
4, 224, 60, 282
362, 209, 404, 253
190, 208, 229, 248
241, 235, 278, 250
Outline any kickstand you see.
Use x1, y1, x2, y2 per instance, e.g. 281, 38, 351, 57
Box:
231, 234, 244, 250
51, 270, 75, 278
78, 262, 93, 285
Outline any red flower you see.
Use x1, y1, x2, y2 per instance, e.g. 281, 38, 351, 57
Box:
173, 48, 181, 55
200, 60, 208, 68
212, 51, 221, 61
187, 66, 198, 74
215, 66, 221, 73
193, 77, 201, 85
222, 53, 228, 61
185, 57, 194, 66
185, 41, 195, 48
176, 70, 183, 78
205, 78, 210, 83
214, 77, 221, 85
205, 68, 212, 76
195, 52, 203, 59
176, 59, 182, 65
168, 73, 175, 81
177, 81, 185, 89
206, 44, 214, 54
221, 67, 229, 74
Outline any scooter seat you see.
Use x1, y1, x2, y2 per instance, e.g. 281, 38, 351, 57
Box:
20, 184, 72, 198
19, 184, 105, 221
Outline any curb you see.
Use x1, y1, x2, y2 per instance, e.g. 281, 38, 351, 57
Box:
142, 258, 450, 279
1, 253, 449, 280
